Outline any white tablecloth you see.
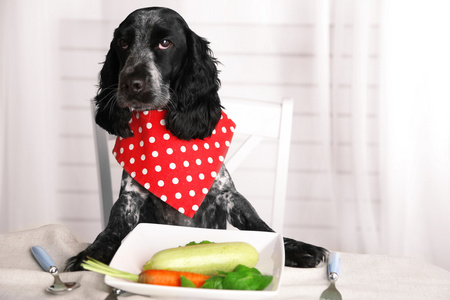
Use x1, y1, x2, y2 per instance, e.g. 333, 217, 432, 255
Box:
1, 224, 449, 299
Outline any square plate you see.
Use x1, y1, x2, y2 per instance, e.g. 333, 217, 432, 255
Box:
105, 223, 284, 299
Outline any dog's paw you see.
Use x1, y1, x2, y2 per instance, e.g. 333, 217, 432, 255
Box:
65, 250, 88, 271
65, 243, 117, 271
283, 237, 328, 268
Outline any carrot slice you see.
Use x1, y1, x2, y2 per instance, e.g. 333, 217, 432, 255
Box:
139, 269, 210, 287
81, 257, 210, 288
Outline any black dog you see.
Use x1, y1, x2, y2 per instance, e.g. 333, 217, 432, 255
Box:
66, 7, 327, 271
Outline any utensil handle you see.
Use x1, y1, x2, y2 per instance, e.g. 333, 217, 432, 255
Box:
328, 252, 341, 278
31, 246, 56, 272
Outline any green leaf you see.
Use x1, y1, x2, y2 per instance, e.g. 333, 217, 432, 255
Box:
180, 275, 196, 288
184, 240, 214, 246
257, 275, 274, 290
200, 264, 273, 291
222, 264, 273, 291
201, 276, 225, 289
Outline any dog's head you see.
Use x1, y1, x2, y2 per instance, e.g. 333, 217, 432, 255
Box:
94, 7, 222, 140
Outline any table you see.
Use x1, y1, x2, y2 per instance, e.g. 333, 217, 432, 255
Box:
1, 224, 449, 299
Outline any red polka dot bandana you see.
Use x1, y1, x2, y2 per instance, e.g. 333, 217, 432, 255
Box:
113, 110, 235, 218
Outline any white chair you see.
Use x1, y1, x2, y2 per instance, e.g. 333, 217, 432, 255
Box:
92, 97, 294, 233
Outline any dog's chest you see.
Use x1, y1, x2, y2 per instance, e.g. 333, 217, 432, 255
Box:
113, 109, 235, 218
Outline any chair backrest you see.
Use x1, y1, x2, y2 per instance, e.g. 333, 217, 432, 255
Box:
92, 97, 293, 233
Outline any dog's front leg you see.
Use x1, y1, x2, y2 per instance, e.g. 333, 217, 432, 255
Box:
216, 165, 328, 268
65, 172, 146, 271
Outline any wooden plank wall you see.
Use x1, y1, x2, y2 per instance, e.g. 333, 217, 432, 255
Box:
56, 0, 380, 253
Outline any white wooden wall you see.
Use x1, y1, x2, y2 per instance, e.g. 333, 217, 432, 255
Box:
55, 0, 380, 252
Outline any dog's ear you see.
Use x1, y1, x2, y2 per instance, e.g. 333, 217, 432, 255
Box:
94, 45, 133, 138
165, 30, 222, 140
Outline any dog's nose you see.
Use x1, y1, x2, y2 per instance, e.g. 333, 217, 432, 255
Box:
122, 77, 146, 95
129, 79, 144, 94
120, 64, 148, 95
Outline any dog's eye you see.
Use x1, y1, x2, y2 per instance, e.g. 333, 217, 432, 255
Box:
118, 39, 129, 50
159, 39, 172, 50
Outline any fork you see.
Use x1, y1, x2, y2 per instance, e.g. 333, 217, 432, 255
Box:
320, 252, 342, 300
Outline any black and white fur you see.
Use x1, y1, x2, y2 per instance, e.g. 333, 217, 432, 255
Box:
65, 7, 327, 271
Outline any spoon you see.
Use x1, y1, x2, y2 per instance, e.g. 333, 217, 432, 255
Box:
31, 246, 81, 293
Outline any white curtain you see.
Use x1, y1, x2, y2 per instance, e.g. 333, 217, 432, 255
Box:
0, 0, 60, 232
317, 0, 450, 270
379, 0, 450, 268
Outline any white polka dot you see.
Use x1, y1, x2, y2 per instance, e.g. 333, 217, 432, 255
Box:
186, 175, 192, 182
196, 159, 202, 165
172, 177, 179, 184
144, 183, 150, 189
120, 147, 124, 154
170, 163, 176, 169
175, 192, 182, 199
225, 141, 231, 147
202, 188, 208, 194
143, 111, 149, 115
180, 146, 186, 152
120, 161, 125, 167
113, 152, 117, 157
131, 171, 136, 178
230, 126, 235, 132
129, 144, 134, 150
160, 119, 166, 126
204, 143, 209, 149
192, 204, 199, 211
146, 122, 152, 129
222, 127, 227, 133
199, 173, 205, 180
128, 119, 132, 124
136, 112, 139, 119
141, 154, 146, 161
158, 180, 164, 187
152, 151, 158, 157
192, 144, 198, 151
215, 142, 220, 148
142, 168, 148, 175
183, 161, 189, 167
149, 136, 156, 143
155, 165, 162, 172
130, 157, 135, 164
161, 195, 167, 202
208, 157, 213, 163
163, 133, 170, 140
178, 207, 185, 213
219, 156, 224, 162
211, 171, 217, 178
140, 140, 144, 147
212, 129, 216, 134
166, 148, 173, 155
220, 115, 223, 119
189, 190, 195, 197
138, 127, 142, 133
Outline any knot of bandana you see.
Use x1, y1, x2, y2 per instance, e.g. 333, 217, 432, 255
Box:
113, 109, 235, 218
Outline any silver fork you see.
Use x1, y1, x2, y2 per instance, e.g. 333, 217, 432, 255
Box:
320, 252, 342, 300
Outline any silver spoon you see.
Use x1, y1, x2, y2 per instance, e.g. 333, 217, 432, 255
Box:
31, 246, 81, 293
320, 252, 342, 300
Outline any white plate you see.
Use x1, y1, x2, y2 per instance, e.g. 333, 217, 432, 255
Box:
105, 223, 284, 299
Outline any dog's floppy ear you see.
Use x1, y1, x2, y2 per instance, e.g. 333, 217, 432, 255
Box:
165, 30, 222, 140
94, 44, 133, 138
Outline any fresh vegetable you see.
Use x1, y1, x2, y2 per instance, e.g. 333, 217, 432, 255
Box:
81, 258, 210, 288
202, 264, 273, 291
144, 241, 259, 275
184, 240, 213, 246
81, 258, 272, 291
